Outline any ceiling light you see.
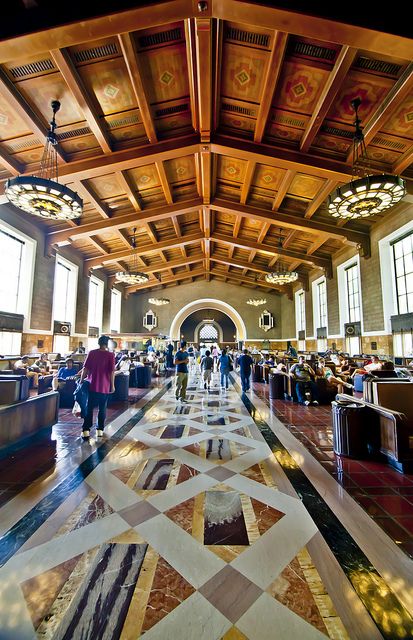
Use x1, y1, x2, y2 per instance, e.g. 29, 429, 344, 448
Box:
265, 231, 298, 285
246, 298, 267, 306
328, 98, 406, 220
5, 101, 82, 220
115, 227, 149, 285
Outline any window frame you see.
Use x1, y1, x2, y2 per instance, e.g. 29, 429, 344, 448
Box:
110, 288, 122, 333
52, 254, 78, 328
0, 220, 36, 329
345, 263, 361, 323
392, 232, 413, 315
88, 275, 104, 332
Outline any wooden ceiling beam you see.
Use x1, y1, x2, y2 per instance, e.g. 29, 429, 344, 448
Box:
349, 61, 413, 162
211, 232, 332, 273
184, 18, 199, 132
211, 253, 307, 281
233, 215, 242, 238
47, 198, 202, 246
257, 222, 271, 244
393, 146, 413, 175
142, 255, 203, 275
50, 48, 112, 154
272, 169, 295, 211
84, 231, 204, 270
195, 18, 212, 142
214, 1, 413, 59
304, 179, 338, 219
118, 32, 157, 143
300, 46, 358, 153
156, 161, 173, 204
0, 67, 66, 163
210, 267, 289, 297
281, 230, 298, 249
126, 266, 205, 294
254, 31, 288, 143
240, 161, 255, 204
212, 198, 370, 254
212, 136, 351, 181
117, 171, 141, 211
172, 216, 182, 237
0, 148, 22, 176
200, 145, 212, 204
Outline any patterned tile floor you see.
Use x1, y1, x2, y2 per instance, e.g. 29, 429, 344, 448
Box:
252, 381, 413, 560
0, 372, 412, 638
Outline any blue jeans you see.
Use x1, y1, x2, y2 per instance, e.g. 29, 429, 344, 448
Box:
240, 371, 251, 392
295, 380, 319, 404
220, 369, 229, 388
83, 391, 109, 431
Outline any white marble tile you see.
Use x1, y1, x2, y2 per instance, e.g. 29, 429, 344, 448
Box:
0, 580, 36, 640
237, 592, 327, 639
171, 447, 216, 473
85, 463, 143, 510
2, 513, 129, 581
231, 507, 317, 589
223, 448, 270, 473
136, 514, 225, 588
148, 473, 218, 512
142, 592, 232, 640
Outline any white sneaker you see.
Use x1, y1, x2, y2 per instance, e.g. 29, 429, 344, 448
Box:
81, 430, 90, 439
304, 400, 310, 406
96, 429, 104, 437
312, 401, 319, 406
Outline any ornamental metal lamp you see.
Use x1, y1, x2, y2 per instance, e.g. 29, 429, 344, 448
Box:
265, 232, 298, 285
328, 97, 406, 220
246, 298, 267, 306
115, 228, 149, 285
5, 100, 83, 220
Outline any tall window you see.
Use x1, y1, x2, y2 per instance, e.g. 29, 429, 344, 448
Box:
54, 260, 74, 322
392, 233, 413, 315
345, 263, 361, 322
199, 324, 218, 340
0, 224, 35, 324
88, 277, 103, 330
0, 332, 22, 356
0, 229, 24, 313
317, 280, 327, 328
110, 289, 122, 333
298, 292, 305, 331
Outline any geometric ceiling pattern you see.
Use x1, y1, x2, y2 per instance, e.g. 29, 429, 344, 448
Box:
0, 2, 412, 295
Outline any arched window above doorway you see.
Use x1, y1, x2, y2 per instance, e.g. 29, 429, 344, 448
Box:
199, 324, 218, 340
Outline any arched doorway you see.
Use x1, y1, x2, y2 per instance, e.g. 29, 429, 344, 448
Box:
169, 299, 247, 341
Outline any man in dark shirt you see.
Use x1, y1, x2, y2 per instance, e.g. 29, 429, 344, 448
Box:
201, 349, 214, 390
238, 348, 254, 392
174, 341, 189, 402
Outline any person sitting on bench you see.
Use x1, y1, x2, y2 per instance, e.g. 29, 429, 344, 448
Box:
290, 356, 319, 405
315, 358, 353, 393
52, 358, 81, 390
14, 355, 39, 388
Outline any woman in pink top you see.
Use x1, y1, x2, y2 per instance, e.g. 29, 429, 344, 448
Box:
79, 335, 115, 440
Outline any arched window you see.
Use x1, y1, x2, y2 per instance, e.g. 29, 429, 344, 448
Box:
199, 324, 218, 340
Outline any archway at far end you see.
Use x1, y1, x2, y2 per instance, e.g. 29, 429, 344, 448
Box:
169, 299, 247, 341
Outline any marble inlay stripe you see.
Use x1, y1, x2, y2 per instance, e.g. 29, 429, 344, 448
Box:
205, 438, 232, 462
53, 543, 147, 640
231, 375, 413, 640
135, 459, 174, 490
204, 490, 249, 546
0, 381, 171, 568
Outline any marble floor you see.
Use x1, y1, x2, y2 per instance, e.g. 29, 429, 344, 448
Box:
0, 372, 412, 639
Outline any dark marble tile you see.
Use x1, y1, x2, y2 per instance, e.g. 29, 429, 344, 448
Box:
135, 459, 174, 490
204, 490, 249, 545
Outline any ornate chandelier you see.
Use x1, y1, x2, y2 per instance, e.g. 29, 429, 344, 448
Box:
115, 228, 149, 285
148, 297, 170, 305
5, 101, 82, 220
246, 298, 267, 306
328, 98, 406, 220
265, 232, 298, 285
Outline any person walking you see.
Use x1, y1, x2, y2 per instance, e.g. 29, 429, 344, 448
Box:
174, 341, 189, 402
238, 348, 254, 392
218, 348, 231, 390
212, 344, 219, 371
79, 335, 115, 439
201, 349, 214, 390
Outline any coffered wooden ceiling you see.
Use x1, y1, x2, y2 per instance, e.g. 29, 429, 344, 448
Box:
0, 1, 412, 296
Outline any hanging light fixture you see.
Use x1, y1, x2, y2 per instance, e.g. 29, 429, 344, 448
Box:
246, 298, 267, 306
115, 228, 149, 285
265, 231, 298, 285
5, 101, 82, 220
328, 98, 406, 220
148, 297, 170, 306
